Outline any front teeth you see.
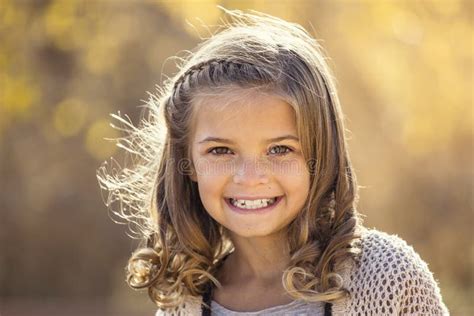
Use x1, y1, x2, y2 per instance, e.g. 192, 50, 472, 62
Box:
230, 197, 277, 209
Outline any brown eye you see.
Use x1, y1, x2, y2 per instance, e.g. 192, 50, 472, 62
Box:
269, 145, 292, 155
209, 147, 232, 155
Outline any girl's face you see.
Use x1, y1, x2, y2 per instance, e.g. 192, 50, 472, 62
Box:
189, 91, 310, 238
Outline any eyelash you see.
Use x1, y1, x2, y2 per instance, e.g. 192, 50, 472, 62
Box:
208, 145, 293, 156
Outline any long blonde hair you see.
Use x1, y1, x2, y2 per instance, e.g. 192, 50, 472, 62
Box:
97, 7, 364, 310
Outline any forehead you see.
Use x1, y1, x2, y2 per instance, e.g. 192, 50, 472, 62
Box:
191, 89, 298, 141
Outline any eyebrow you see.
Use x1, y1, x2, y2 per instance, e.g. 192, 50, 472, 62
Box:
198, 135, 300, 145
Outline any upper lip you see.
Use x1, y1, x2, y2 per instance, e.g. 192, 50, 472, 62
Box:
226, 196, 281, 200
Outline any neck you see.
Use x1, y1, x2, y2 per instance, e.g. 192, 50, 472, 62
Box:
222, 229, 291, 283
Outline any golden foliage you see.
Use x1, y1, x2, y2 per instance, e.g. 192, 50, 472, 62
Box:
85, 118, 119, 160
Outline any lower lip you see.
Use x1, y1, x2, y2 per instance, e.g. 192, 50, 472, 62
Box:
225, 196, 284, 214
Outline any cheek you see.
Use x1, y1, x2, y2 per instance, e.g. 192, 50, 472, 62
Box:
287, 177, 310, 205
195, 174, 225, 206
193, 156, 235, 179
281, 164, 310, 203
196, 180, 226, 224
274, 158, 310, 184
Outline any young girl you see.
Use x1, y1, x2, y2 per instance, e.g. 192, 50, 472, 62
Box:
97, 8, 449, 316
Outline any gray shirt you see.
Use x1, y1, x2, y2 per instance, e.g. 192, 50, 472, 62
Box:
210, 299, 324, 315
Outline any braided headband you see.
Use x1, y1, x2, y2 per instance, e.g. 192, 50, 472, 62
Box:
171, 58, 254, 94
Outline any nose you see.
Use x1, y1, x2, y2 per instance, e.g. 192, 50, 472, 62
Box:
232, 157, 269, 185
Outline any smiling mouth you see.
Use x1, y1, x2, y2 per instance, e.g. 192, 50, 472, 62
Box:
225, 196, 283, 211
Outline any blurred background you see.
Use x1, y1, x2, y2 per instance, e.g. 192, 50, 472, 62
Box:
0, 0, 472, 315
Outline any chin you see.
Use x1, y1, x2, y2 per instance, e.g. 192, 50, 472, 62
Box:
226, 225, 279, 238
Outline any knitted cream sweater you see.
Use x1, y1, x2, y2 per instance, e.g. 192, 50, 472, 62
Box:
155, 228, 449, 315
